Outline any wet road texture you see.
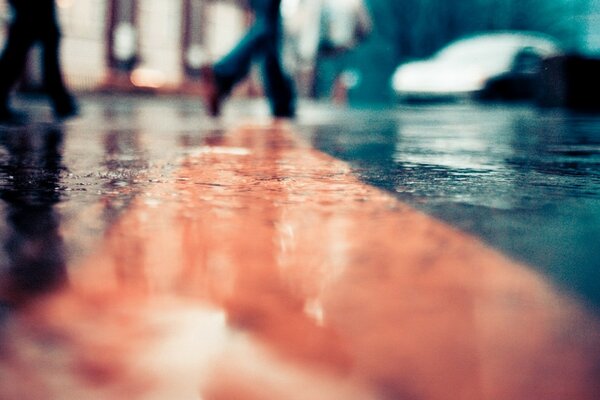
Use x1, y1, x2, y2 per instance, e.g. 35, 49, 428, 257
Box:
0, 94, 599, 399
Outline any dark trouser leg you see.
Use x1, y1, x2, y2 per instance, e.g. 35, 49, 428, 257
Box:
263, 43, 295, 117
0, 21, 35, 110
213, 0, 281, 92
41, 23, 76, 115
212, 0, 294, 116
212, 18, 271, 94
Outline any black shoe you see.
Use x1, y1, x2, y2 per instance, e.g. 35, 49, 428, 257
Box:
0, 107, 27, 125
273, 104, 296, 119
53, 99, 79, 120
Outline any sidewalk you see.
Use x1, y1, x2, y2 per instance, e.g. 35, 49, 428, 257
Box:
1, 96, 599, 399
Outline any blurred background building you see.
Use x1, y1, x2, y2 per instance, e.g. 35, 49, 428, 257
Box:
0, 0, 250, 95
340, 0, 600, 104
0, 0, 599, 105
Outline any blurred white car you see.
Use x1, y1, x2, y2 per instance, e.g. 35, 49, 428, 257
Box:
391, 31, 562, 101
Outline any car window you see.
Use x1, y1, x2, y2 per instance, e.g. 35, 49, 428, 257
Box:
511, 48, 542, 73
437, 37, 512, 55
436, 38, 518, 67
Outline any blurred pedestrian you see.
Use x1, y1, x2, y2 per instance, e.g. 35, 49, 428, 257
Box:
201, 0, 296, 118
312, 0, 372, 100
0, 0, 78, 124
283, 0, 371, 100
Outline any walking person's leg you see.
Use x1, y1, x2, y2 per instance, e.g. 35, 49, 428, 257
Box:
262, 40, 296, 118
40, 13, 78, 119
259, 0, 295, 117
211, 18, 271, 96
201, 0, 273, 116
201, 0, 294, 117
0, 16, 35, 121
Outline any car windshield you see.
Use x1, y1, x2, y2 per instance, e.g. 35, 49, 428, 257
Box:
435, 36, 524, 67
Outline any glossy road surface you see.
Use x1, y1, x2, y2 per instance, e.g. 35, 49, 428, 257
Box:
0, 96, 599, 400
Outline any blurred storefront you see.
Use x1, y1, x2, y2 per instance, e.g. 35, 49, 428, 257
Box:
1, 0, 598, 103
0, 0, 249, 94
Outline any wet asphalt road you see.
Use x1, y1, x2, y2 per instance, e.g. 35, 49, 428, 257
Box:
1, 94, 600, 399
0, 94, 599, 313
302, 102, 600, 313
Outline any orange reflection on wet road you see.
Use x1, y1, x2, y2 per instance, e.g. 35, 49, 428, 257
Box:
1, 123, 599, 400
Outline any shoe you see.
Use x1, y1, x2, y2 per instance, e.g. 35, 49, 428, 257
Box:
0, 106, 27, 126
273, 103, 296, 119
271, 81, 296, 118
199, 65, 223, 117
53, 98, 79, 120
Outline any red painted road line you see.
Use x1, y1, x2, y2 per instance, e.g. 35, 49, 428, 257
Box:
1, 123, 599, 400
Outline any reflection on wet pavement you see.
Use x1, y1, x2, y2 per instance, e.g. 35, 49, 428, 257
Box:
307, 104, 600, 311
1, 97, 599, 399
0, 127, 67, 305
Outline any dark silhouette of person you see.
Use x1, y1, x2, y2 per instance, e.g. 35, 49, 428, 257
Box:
0, 127, 67, 309
201, 0, 295, 118
0, 0, 78, 123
